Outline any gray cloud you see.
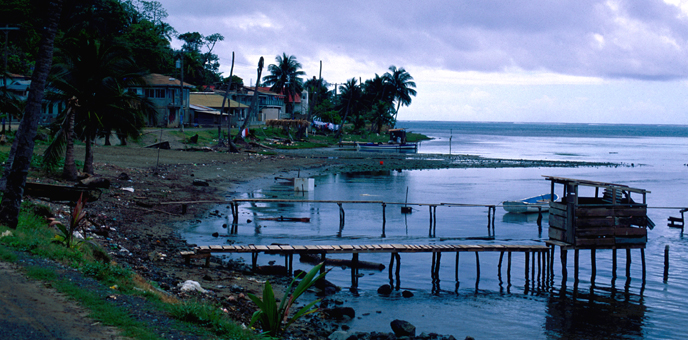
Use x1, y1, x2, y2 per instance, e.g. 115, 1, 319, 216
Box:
162, 0, 688, 80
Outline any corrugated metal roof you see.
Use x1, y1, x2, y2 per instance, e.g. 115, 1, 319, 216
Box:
189, 93, 249, 108
142, 73, 195, 88
190, 104, 223, 115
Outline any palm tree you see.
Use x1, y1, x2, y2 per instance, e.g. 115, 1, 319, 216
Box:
304, 76, 329, 120
383, 66, 417, 123
44, 34, 150, 175
367, 100, 395, 134
335, 78, 365, 138
262, 53, 306, 119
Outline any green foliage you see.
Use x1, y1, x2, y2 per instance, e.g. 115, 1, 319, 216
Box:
50, 194, 87, 249
0, 245, 18, 262
248, 263, 326, 337
81, 261, 133, 285
168, 300, 268, 340
313, 99, 340, 124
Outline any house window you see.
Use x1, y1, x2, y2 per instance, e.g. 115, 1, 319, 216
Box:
144, 88, 166, 98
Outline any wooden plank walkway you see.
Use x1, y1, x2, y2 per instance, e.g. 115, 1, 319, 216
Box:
182, 243, 551, 290
190, 243, 549, 255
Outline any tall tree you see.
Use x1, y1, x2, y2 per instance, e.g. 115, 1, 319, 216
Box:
304, 75, 329, 118
383, 66, 417, 123
335, 78, 365, 138
44, 34, 150, 175
262, 53, 305, 119
0, 0, 64, 229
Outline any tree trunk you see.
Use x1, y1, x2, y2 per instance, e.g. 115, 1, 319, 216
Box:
83, 132, 94, 175
62, 102, 77, 181
222, 52, 238, 152
0, 0, 63, 228
104, 130, 111, 146
234, 57, 264, 144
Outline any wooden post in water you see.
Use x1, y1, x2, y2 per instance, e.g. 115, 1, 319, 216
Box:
531, 250, 536, 284
525, 252, 530, 285
612, 248, 617, 281
626, 248, 632, 279
455, 251, 460, 282
351, 253, 359, 287
641, 248, 646, 281
664, 245, 670, 282
591, 249, 597, 285
475, 252, 480, 282
381, 203, 386, 237
433, 206, 438, 237
574, 249, 580, 284
507, 251, 512, 285
428, 206, 433, 237
561, 248, 568, 283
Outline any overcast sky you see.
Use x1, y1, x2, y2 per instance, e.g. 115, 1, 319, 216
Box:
160, 0, 688, 124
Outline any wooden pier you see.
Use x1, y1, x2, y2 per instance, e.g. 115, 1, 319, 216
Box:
182, 243, 550, 289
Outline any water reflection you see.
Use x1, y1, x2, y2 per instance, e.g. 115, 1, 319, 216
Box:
546, 286, 646, 339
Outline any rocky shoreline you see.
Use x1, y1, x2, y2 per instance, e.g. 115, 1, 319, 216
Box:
28, 144, 622, 339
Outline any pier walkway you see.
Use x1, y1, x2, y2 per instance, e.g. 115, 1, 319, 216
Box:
182, 243, 550, 288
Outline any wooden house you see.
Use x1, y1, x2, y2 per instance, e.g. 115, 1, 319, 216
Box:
545, 176, 651, 248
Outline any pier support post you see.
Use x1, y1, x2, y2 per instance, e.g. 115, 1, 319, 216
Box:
525, 252, 530, 285
320, 252, 326, 274
664, 245, 669, 282
574, 249, 580, 285
590, 249, 597, 285
641, 248, 646, 282
561, 248, 568, 283
626, 248, 632, 279
338, 202, 345, 223
455, 251, 460, 282
381, 203, 386, 237
474, 252, 480, 289
433, 206, 438, 237
252, 252, 258, 272
612, 248, 617, 282
428, 206, 433, 237
351, 253, 359, 288
507, 251, 512, 285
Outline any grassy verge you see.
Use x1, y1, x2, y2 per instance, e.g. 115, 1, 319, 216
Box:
0, 202, 268, 340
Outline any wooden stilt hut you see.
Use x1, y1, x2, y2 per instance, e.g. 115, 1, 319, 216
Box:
544, 176, 652, 247
544, 176, 652, 283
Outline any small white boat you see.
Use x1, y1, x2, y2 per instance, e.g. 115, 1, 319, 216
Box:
502, 193, 558, 214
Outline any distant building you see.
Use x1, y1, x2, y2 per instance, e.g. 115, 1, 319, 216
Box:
127, 73, 195, 127
189, 92, 249, 127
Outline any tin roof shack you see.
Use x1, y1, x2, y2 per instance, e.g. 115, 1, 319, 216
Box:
545, 176, 651, 248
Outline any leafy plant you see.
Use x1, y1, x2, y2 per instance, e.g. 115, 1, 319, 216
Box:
248, 263, 327, 337
50, 193, 87, 248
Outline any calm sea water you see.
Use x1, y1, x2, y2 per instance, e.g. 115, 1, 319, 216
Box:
184, 121, 688, 339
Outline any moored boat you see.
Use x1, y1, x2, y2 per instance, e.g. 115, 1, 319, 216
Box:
355, 142, 418, 152
502, 193, 559, 213
355, 128, 418, 153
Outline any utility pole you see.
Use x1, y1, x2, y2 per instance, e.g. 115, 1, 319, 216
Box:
178, 52, 184, 132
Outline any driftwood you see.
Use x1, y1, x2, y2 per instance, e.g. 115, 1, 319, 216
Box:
145, 141, 170, 149
299, 253, 385, 270
259, 216, 310, 222
25, 182, 101, 202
